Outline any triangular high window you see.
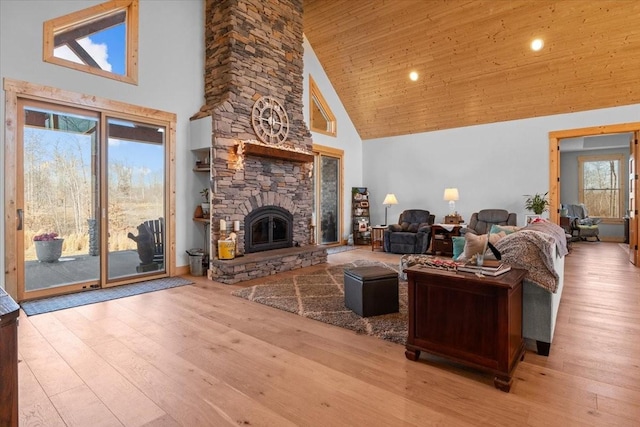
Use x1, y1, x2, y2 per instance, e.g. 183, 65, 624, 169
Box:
309, 76, 337, 136
43, 0, 139, 84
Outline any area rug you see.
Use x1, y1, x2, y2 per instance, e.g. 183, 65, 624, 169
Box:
232, 260, 408, 344
20, 276, 193, 316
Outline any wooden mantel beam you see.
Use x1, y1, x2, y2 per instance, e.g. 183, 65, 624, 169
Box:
239, 143, 313, 163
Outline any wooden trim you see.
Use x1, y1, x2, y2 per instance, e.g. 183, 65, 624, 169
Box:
549, 123, 640, 140
312, 144, 344, 244
312, 144, 343, 157
3, 79, 171, 122
167, 119, 177, 277
309, 75, 337, 137
3, 88, 18, 300
42, 0, 139, 85
548, 137, 560, 225
241, 143, 314, 163
3, 78, 176, 301
549, 122, 640, 269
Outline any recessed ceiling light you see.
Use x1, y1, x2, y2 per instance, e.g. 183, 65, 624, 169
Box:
409, 71, 419, 81
531, 38, 544, 51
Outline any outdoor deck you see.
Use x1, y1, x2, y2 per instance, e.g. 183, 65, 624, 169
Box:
25, 250, 153, 292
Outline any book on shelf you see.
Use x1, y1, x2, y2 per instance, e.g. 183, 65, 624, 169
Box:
457, 262, 511, 276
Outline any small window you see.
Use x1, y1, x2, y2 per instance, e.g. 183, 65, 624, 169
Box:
578, 154, 625, 222
43, 0, 139, 84
309, 76, 336, 136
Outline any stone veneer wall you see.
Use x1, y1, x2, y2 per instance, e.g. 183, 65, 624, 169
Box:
200, 0, 324, 281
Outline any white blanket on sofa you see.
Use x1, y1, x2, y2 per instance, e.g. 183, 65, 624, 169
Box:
494, 230, 560, 293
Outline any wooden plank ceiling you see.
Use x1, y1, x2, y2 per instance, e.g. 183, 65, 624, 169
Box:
303, 0, 640, 140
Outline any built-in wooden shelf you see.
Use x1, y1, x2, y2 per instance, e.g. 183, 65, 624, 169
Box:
193, 217, 210, 223
193, 166, 210, 172
240, 143, 313, 163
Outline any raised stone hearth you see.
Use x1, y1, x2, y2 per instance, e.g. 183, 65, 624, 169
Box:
209, 245, 327, 284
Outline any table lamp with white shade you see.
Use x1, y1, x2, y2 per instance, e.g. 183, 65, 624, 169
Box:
443, 188, 459, 215
382, 193, 398, 226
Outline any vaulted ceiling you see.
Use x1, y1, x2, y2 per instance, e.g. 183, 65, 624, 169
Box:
303, 0, 640, 140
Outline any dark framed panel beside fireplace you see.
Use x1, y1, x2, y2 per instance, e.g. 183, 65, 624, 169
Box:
245, 206, 293, 253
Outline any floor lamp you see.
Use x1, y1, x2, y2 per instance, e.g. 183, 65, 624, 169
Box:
382, 193, 398, 226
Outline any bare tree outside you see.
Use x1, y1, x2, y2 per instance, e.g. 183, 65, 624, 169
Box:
23, 111, 164, 261
582, 157, 621, 218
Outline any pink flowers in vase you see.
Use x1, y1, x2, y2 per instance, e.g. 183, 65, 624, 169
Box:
33, 232, 60, 241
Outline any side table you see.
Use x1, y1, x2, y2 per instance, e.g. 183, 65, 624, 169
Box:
371, 226, 386, 251
429, 224, 462, 256
404, 266, 527, 392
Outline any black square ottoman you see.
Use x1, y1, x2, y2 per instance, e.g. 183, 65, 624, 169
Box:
344, 266, 399, 317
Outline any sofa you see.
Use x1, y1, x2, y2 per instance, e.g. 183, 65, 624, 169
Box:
493, 220, 568, 355
521, 245, 565, 355
384, 209, 435, 254
400, 219, 567, 356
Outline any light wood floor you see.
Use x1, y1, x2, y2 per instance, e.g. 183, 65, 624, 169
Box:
17, 242, 640, 426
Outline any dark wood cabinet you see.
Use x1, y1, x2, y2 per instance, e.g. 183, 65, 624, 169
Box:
404, 266, 527, 392
0, 289, 19, 426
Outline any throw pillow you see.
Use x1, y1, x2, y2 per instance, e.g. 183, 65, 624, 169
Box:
489, 224, 519, 235
459, 231, 507, 261
408, 223, 420, 232
452, 236, 466, 260
401, 221, 411, 231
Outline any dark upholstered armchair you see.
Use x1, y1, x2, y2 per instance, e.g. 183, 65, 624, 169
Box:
463, 209, 517, 235
384, 209, 435, 254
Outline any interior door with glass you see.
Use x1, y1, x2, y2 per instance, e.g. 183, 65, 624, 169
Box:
18, 100, 101, 299
313, 146, 343, 245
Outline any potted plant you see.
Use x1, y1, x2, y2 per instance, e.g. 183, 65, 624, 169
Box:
524, 192, 550, 215
200, 187, 210, 215
33, 232, 64, 262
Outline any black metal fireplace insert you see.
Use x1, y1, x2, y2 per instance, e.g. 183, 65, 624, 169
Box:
244, 206, 293, 253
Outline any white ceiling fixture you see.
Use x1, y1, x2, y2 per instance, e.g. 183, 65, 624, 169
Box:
531, 38, 544, 51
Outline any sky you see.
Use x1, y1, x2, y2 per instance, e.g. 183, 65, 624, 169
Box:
53, 23, 126, 75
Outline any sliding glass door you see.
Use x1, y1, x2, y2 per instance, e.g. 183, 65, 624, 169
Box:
106, 118, 166, 281
20, 102, 101, 296
16, 99, 168, 300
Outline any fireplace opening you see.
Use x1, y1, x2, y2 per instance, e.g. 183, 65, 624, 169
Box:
245, 206, 293, 253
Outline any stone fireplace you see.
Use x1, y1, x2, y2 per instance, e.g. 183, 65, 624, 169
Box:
194, 0, 327, 283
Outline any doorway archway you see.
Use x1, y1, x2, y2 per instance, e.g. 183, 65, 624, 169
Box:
548, 123, 639, 265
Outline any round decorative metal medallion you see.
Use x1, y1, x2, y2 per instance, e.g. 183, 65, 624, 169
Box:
251, 96, 290, 144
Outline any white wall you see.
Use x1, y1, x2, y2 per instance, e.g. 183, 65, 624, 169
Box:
363, 106, 640, 227
302, 36, 364, 241
0, 0, 205, 285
